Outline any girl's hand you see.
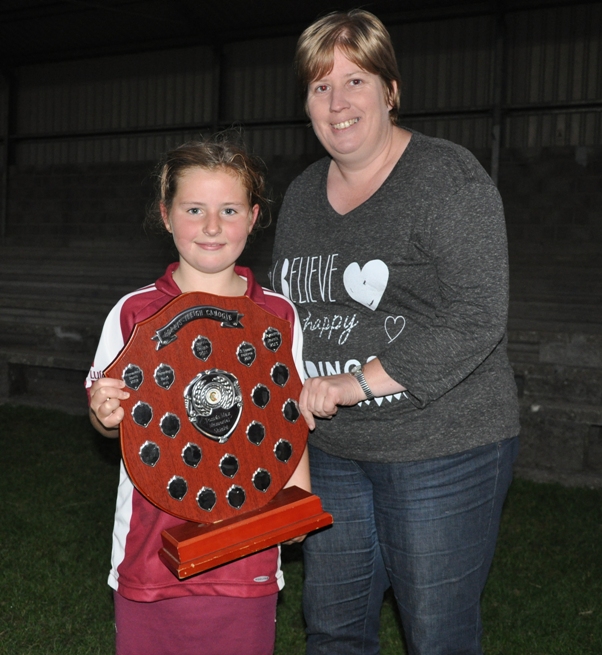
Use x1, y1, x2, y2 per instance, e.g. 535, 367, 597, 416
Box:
89, 377, 130, 432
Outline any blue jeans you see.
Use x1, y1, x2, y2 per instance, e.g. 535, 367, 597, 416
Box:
303, 437, 519, 655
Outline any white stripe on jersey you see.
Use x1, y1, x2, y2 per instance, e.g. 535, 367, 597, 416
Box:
85, 283, 157, 388
86, 283, 157, 590
108, 461, 134, 590
261, 287, 305, 382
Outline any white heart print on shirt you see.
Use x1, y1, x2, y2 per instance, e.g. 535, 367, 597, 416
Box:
343, 260, 389, 311
385, 315, 406, 343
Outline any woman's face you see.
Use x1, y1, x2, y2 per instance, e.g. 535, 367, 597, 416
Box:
306, 48, 395, 164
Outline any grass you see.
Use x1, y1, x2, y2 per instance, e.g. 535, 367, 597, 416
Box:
1, 404, 601, 654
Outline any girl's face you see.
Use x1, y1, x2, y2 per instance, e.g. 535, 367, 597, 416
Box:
161, 167, 259, 283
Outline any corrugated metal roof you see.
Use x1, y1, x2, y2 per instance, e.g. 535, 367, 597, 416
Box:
0, 0, 588, 67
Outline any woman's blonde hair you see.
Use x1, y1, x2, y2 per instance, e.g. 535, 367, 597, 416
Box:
295, 9, 401, 124
147, 132, 271, 237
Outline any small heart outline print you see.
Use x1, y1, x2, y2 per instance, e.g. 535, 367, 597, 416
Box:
385, 315, 406, 343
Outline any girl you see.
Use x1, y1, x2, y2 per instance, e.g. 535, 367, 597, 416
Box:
86, 134, 310, 655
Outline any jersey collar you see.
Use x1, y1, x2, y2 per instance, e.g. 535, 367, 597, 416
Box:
155, 262, 267, 307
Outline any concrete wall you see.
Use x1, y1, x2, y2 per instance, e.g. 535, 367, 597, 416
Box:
7, 161, 155, 240
497, 145, 602, 486
7, 143, 602, 243
3, 143, 602, 486
500, 146, 602, 246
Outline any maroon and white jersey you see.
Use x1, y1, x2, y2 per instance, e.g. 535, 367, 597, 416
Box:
86, 263, 303, 602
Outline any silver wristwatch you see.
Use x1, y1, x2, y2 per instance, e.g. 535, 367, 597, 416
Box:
349, 363, 375, 400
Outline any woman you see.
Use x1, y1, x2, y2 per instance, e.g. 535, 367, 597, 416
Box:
270, 9, 520, 655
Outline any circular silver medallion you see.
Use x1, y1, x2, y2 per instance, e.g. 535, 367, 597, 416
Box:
183, 369, 243, 443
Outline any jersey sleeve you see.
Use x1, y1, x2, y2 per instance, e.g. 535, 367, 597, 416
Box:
85, 299, 128, 394
289, 301, 304, 382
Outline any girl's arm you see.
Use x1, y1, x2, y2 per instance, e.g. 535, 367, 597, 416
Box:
284, 443, 311, 493
282, 443, 311, 544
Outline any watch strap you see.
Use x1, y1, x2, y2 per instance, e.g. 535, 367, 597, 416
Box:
350, 364, 375, 401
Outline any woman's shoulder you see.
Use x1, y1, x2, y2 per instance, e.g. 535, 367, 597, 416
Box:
285, 156, 330, 194
404, 129, 494, 189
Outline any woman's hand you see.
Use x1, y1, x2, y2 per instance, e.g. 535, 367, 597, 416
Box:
89, 377, 130, 436
299, 373, 364, 430
299, 358, 407, 430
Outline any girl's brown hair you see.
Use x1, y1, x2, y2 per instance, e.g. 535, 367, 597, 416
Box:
147, 132, 271, 237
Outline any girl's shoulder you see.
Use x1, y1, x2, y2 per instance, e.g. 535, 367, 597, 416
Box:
237, 265, 298, 326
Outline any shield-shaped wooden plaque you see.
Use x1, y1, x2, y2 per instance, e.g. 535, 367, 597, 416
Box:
104, 291, 332, 579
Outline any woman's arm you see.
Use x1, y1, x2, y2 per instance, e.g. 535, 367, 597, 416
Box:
299, 358, 405, 430
377, 182, 509, 407
299, 177, 509, 426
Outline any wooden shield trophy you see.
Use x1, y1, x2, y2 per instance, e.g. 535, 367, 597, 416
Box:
104, 291, 332, 579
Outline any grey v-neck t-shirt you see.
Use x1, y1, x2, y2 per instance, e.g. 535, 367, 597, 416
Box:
270, 130, 519, 463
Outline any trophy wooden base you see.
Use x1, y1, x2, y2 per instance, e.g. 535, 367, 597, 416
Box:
159, 486, 333, 580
